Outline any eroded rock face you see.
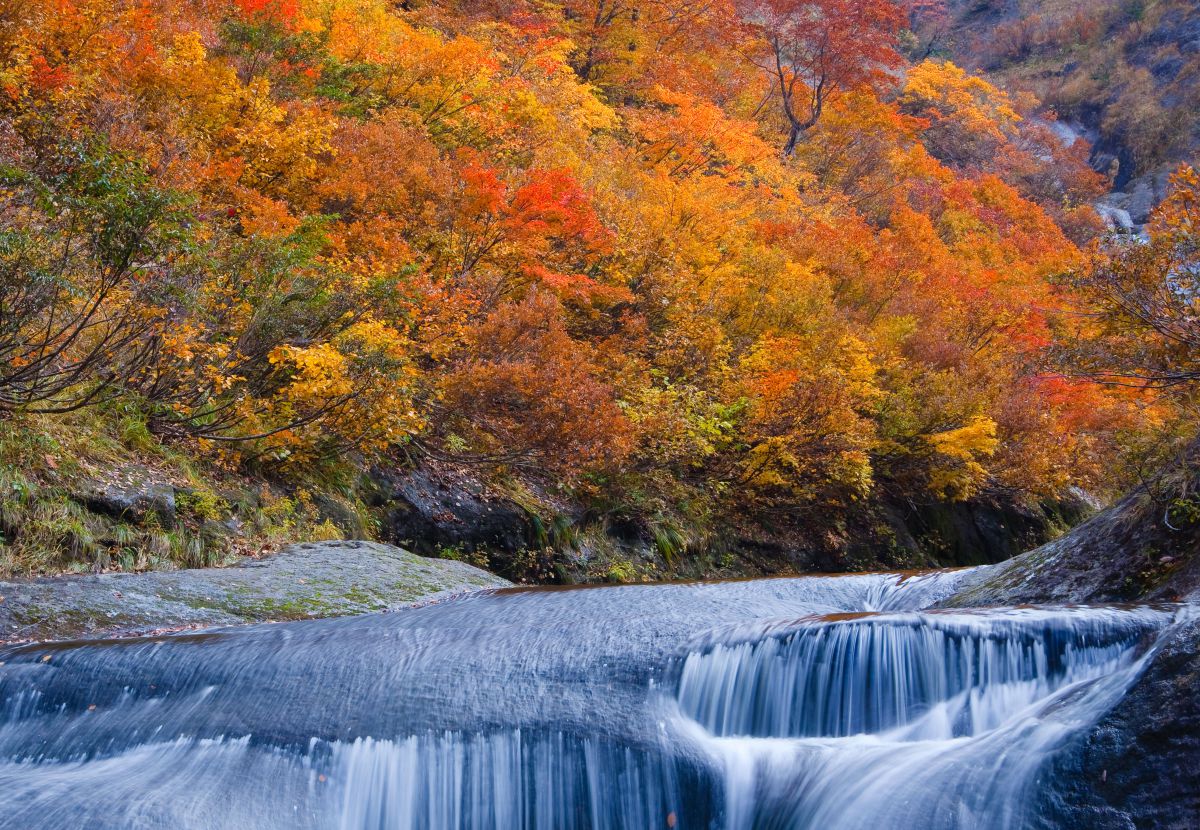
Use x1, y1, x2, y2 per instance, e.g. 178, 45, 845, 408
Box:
945, 491, 1200, 608
0, 541, 509, 643
368, 468, 533, 558
1035, 619, 1200, 830
899, 493, 1089, 568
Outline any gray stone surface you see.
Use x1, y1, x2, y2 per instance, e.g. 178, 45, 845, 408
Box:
369, 467, 534, 558
76, 477, 176, 528
0, 541, 509, 643
944, 489, 1200, 608
1126, 179, 1158, 224
1035, 618, 1200, 830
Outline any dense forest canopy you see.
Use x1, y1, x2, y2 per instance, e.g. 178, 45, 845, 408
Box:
1, 0, 1195, 571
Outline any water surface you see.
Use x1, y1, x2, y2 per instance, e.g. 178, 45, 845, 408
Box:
0, 570, 1183, 828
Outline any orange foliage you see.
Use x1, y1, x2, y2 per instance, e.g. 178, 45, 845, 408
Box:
0, 0, 1162, 515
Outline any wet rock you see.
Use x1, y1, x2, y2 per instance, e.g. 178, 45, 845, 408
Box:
76, 478, 175, 528
1036, 619, 1200, 830
0, 541, 509, 642
945, 485, 1200, 608
795, 491, 1089, 574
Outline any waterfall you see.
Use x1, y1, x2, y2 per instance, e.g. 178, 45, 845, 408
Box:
672, 606, 1173, 830
675, 608, 1162, 739
0, 572, 1186, 829
333, 732, 708, 830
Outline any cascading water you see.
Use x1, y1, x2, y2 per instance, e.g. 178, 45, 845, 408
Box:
675, 608, 1159, 739
0, 570, 1186, 829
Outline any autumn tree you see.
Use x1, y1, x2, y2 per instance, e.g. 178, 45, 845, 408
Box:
0, 141, 181, 415
1062, 166, 1200, 393
738, 0, 906, 155
899, 60, 1021, 171
436, 293, 633, 477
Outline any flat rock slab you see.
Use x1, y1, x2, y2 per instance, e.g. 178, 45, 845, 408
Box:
0, 541, 509, 643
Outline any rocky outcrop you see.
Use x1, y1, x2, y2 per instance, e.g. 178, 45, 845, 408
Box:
367, 466, 535, 562
945, 458, 1200, 829
361, 460, 1089, 583
75, 476, 176, 529
895, 492, 1090, 568
0, 541, 509, 643
715, 491, 1088, 578
1035, 618, 1200, 830
946, 485, 1200, 607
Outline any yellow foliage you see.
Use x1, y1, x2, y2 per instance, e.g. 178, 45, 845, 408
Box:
901, 60, 1020, 143
926, 416, 1000, 500
269, 344, 354, 402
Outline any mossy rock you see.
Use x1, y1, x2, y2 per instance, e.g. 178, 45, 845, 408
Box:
0, 541, 509, 642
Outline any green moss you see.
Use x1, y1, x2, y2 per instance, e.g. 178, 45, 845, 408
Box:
176, 488, 230, 523
604, 560, 638, 584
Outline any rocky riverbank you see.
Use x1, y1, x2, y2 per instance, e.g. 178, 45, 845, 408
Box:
0, 541, 508, 643
947, 475, 1200, 608
942, 459, 1200, 830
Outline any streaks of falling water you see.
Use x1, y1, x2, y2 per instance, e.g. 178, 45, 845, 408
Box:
0, 570, 1187, 829
674, 607, 1163, 739
672, 606, 1175, 830
333, 731, 713, 830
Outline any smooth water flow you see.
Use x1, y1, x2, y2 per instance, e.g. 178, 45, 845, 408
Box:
0, 570, 1184, 828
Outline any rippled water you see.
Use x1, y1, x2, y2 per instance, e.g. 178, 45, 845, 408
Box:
0, 570, 1185, 828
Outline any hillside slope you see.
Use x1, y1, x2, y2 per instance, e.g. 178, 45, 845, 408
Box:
921, 0, 1200, 224
0, 0, 1180, 580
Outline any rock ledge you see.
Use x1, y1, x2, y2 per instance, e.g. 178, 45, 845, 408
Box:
0, 541, 509, 642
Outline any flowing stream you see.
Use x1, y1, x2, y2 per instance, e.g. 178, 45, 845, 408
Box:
0, 569, 1188, 828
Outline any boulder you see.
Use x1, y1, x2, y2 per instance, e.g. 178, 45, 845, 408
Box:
1125, 179, 1158, 225
945, 485, 1200, 608
76, 478, 175, 529
1035, 618, 1200, 830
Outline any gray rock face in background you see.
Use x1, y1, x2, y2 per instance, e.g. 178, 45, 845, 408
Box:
368, 467, 533, 558
1125, 179, 1159, 225
76, 478, 176, 529
1096, 166, 1180, 236
0, 541, 509, 642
